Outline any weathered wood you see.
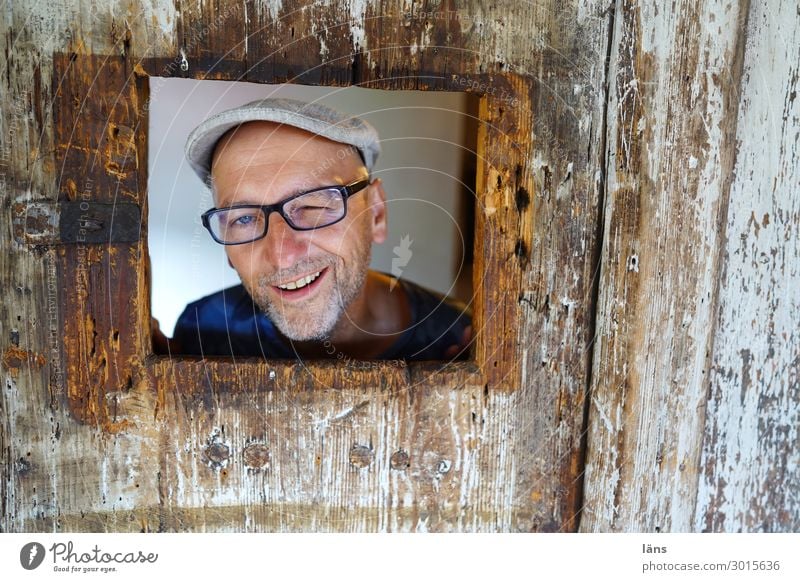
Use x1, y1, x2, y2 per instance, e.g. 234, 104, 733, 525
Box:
12, 201, 142, 245
1, 5, 155, 532
580, 0, 800, 532
508, 11, 612, 529
695, 0, 800, 532
52, 52, 149, 425
1, 0, 611, 532
146, 358, 484, 531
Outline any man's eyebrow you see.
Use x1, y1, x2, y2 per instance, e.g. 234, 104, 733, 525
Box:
218, 200, 266, 207
226, 179, 359, 205
216, 184, 322, 208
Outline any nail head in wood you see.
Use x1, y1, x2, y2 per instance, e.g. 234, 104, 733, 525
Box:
390, 450, 410, 470
203, 442, 231, 467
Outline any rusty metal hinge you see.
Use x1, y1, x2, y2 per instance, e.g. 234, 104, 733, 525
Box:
12, 201, 141, 245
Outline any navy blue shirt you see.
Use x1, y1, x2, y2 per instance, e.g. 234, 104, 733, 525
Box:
171, 276, 472, 360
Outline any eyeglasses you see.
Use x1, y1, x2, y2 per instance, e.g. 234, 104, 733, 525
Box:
201, 178, 371, 245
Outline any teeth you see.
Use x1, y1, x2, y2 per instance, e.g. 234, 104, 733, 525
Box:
278, 271, 321, 290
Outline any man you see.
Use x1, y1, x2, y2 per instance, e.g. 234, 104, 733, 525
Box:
169, 97, 471, 361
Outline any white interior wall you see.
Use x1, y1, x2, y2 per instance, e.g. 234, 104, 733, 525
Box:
147, 78, 474, 335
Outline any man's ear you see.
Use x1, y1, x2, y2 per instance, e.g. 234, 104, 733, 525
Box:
368, 178, 388, 244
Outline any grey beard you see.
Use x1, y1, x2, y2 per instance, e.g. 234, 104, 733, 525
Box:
250, 254, 369, 342
260, 289, 341, 341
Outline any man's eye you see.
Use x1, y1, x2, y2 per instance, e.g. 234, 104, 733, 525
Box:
227, 213, 259, 227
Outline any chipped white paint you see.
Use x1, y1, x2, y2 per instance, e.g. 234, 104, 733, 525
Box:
420, 19, 433, 54
142, 0, 176, 36
582, 0, 763, 532
242, 1, 249, 55
695, 0, 800, 532
348, 0, 369, 53
318, 34, 329, 60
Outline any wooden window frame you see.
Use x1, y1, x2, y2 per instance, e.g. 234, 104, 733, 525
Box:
49, 53, 534, 427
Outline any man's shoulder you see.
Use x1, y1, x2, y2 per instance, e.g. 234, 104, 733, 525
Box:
179, 284, 252, 319
384, 276, 472, 360
170, 284, 282, 357
397, 277, 471, 321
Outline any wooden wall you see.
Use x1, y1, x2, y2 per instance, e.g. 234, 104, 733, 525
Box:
0, 0, 797, 532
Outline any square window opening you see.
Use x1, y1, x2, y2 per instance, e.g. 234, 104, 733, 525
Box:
147, 78, 479, 363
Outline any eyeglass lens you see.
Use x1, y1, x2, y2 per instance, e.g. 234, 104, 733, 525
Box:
208, 188, 346, 244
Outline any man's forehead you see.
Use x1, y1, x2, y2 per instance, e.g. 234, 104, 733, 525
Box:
212, 122, 363, 180
209, 123, 367, 204
213, 121, 358, 163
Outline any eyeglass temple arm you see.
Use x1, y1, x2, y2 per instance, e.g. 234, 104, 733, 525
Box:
346, 178, 372, 197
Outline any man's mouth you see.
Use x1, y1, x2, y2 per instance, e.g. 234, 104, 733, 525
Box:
272, 267, 328, 300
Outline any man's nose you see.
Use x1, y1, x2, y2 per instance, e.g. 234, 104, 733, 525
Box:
259, 211, 310, 269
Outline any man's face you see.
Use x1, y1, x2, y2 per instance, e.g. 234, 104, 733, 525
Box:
210, 121, 387, 341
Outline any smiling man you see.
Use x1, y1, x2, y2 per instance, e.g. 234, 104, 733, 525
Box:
170, 98, 472, 361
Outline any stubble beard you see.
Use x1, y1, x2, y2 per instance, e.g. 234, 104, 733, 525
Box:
247, 245, 371, 342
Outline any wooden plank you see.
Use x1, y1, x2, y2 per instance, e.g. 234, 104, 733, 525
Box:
1, 3, 65, 533
695, 0, 800, 532
243, 0, 353, 84
176, 0, 248, 80
52, 52, 149, 424
148, 359, 483, 532
0, 6, 163, 532
507, 9, 613, 529
581, 0, 754, 531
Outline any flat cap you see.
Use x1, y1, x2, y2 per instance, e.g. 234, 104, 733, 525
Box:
185, 97, 381, 186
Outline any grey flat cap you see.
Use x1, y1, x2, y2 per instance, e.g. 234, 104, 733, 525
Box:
185, 97, 381, 185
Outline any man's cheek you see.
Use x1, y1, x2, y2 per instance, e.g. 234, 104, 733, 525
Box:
231, 250, 265, 278
225, 249, 246, 273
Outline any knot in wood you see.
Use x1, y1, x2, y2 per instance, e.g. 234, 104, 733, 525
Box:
349, 445, 374, 468
243, 443, 271, 469
390, 450, 410, 470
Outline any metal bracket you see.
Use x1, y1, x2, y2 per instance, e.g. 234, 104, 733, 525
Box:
12, 201, 141, 245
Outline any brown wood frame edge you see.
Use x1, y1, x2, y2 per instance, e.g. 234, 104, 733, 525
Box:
53, 52, 531, 428
143, 355, 483, 397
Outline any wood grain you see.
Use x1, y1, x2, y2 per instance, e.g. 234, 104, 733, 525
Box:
581, 0, 797, 532
695, 0, 800, 532
52, 52, 149, 425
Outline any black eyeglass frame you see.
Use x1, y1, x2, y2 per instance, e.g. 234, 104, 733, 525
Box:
201, 178, 372, 246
